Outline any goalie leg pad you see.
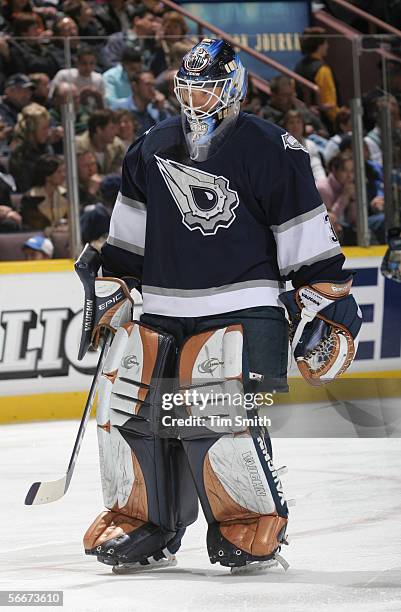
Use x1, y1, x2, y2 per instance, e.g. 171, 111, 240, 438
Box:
84, 321, 198, 566
176, 325, 288, 567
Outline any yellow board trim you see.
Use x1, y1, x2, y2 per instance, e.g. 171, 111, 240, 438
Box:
275, 376, 401, 407
0, 259, 74, 275
0, 391, 92, 423
0, 247, 387, 276
342, 246, 386, 258
343, 369, 401, 379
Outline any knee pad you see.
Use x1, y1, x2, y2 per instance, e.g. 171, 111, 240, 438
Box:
84, 321, 198, 565
176, 324, 288, 567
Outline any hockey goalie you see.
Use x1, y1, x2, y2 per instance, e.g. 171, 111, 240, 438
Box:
78, 39, 362, 575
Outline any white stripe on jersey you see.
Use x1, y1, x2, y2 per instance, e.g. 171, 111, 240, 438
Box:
271, 205, 342, 276
107, 192, 147, 255
107, 235, 144, 255
142, 283, 283, 317
116, 191, 147, 211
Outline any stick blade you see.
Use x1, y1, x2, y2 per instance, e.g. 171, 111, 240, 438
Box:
25, 475, 67, 505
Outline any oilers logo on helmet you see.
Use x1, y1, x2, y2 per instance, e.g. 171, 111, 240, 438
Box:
184, 47, 212, 74
155, 155, 239, 236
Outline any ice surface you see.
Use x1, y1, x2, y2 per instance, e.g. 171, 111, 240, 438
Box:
1, 419, 400, 612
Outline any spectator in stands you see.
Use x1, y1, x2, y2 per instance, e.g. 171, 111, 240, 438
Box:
387, 63, 401, 110
362, 63, 401, 132
1, 0, 34, 30
157, 12, 191, 67
365, 95, 401, 168
0, 204, 21, 232
1, 0, 56, 33
80, 174, 120, 249
142, 0, 166, 17
295, 27, 340, 132
77, 149, 101, 208
46, 17, 79, 71
282, 109, 326, 182
63, 0, 106, 40
103, 47, 142, 107
0, 161, 16, 207
365, 144, 385, 244
0, 73, 33, 129
155, 40, 193, 103
316, 152, 356, 245
29, 73, 50, 107
110, 71, 175, 135
76, 109, 125, 175
6, 13, 60, 78
0, 34, 10, 92
9, 102, 53, 192
22, 235, 54, 260
0, 161, 21, 231
167, 40, 195, 71
338, 134, 386, 244
49, 45, 106, 101
20, 154, 69, 232
100, 4, 165, 75
261, 75, 326, 135
114, 109, 138, 150
49, 82, 90, 141
323, 106, 352, 164
94, 0, 132, 37
0, 119, 12, 158
155, 68, 181, 114
240, 75, 264, 116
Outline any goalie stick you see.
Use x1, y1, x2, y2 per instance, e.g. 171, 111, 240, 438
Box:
24, 332, 112, 505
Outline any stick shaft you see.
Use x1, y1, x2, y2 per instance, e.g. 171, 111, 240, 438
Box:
64, 332, 112, 489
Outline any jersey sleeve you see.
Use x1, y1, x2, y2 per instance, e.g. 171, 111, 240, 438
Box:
254, 128, 349, 288
100, 135, 147, 280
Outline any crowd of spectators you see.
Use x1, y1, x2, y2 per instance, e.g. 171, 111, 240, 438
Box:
0, 0, 194, 258
0, 4, 396, 258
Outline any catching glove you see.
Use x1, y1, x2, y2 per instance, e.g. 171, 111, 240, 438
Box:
279, 279, 362, 386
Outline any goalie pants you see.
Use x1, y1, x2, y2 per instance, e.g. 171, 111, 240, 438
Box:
141, 305, 289, 394
84, 305, 289, 566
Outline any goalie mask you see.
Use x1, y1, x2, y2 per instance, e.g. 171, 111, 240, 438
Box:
174, 38, 247, 161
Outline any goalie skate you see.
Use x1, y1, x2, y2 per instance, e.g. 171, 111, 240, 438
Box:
112, 550, 177, 574
230, 553, 289, 575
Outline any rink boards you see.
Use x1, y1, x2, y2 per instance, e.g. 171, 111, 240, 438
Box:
0, 247, 400, 423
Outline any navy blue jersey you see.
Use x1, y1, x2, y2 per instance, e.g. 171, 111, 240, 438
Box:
101, 113, 347, 316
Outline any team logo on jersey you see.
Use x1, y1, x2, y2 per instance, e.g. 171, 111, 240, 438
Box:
281, 132, 309, 154
184, 47, 212, 73
155, 156, 240, 236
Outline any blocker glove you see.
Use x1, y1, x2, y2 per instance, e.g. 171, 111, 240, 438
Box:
75, 244, 141, 360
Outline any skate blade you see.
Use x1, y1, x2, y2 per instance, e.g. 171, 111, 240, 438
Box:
230, 559, 279, 575
112, 557, 177, 575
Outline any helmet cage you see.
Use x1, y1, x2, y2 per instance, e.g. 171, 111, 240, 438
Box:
174, 75, 234, 121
